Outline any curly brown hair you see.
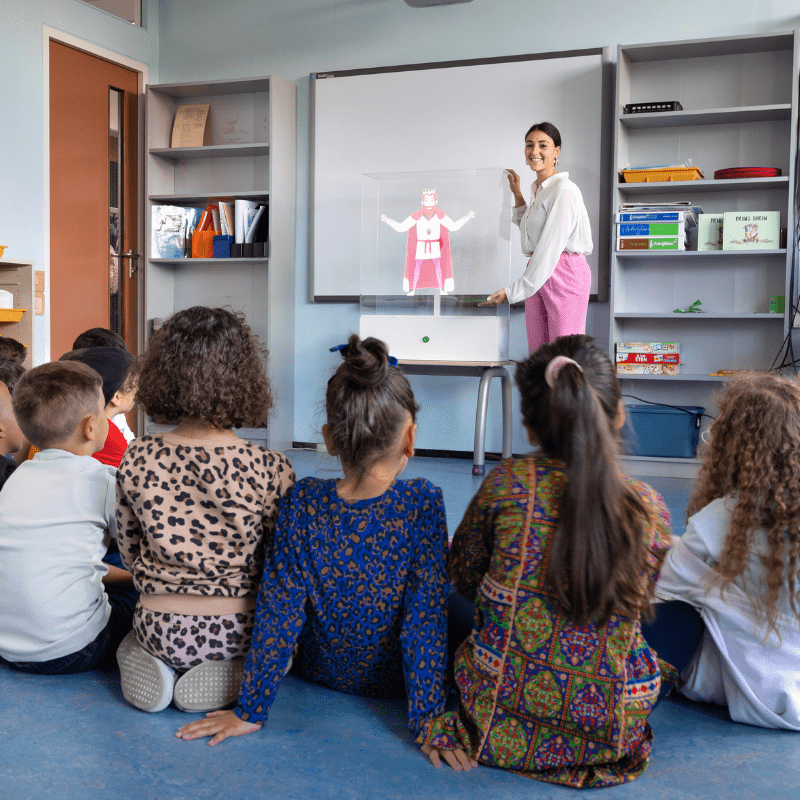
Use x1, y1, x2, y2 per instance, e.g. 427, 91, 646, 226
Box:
515, 334, 651, 626
136, 306, 272, 428
687, 371, 800, 635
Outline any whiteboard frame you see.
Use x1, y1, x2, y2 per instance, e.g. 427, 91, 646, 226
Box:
309, 47, 613, 303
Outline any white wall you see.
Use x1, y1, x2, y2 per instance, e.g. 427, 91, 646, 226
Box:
1, 0, 160, 366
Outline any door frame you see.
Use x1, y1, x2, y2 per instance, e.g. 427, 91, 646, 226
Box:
43, 27, 148, 363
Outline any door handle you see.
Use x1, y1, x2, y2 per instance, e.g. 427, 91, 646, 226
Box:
120, 250, 140, 278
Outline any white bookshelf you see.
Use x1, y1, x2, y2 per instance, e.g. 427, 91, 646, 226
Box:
145, 76, 296, 450
611, 32, 799, 477
0, 259, 34, 367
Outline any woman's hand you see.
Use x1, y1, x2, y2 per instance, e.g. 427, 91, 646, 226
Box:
506, 169, 524, 206
479, 288, 507, 307
421, 744, 478, 771
175, 709, 261, 746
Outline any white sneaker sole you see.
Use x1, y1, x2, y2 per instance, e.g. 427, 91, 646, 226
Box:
116, 631, 175, 713
173, 659, 245, 713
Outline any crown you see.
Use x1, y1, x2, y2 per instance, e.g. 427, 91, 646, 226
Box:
421, 188, 436, 195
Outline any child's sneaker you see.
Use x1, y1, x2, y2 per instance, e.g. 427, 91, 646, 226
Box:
116, 631, 176, 712
173, 659, 245, 713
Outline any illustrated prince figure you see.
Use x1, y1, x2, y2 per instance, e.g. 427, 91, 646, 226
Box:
381, 189, 474, 296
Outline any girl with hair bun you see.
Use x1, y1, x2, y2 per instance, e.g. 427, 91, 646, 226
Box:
177, 334, 449, 746
417, 334, 672, 787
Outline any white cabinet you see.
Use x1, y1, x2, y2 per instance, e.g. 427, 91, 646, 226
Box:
145, 76, 296, 450
610, 32, 798, 477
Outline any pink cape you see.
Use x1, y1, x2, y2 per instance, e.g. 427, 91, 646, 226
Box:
403, 208, 453, 291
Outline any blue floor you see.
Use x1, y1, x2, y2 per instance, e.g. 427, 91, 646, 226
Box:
3, 450, 798, 799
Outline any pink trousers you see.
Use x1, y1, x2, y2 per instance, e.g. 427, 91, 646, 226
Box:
524, 251, 591, 353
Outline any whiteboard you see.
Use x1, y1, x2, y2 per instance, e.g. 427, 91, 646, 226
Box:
310, 49, 611, 301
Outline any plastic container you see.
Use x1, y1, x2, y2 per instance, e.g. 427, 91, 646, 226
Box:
620, 167, 704, 183
624, 404, 704, 458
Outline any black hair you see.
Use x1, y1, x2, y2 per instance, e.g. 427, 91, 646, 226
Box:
525, 121, 562, 149
326, 335, 418, 481
515, 334, 650, 626
72, 327, 128, 353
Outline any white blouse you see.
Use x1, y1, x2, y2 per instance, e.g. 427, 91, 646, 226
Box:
655, 496, 800, 730
506, 172, 593, 304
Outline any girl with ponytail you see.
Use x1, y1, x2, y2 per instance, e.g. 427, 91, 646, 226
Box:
177, 334, 449, 746
417, 334, 672, 788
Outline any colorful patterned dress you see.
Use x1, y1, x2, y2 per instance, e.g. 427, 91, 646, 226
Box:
416, 457, 671, 788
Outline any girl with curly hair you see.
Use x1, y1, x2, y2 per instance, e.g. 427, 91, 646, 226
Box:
115, 306, 295, 714
655, 371, 800, 730
175, 335, 449, 747
417, 334, 672, 788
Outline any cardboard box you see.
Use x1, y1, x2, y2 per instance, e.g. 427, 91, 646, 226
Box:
616, 352, 681, 364
722, 211, 780, 250
616, 342, 680, 354
697, 214, 723, 251
617, 363, 680, 375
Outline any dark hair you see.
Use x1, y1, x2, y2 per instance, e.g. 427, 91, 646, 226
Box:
60, 346, 136, 406
515, 334, 649, 626
525, 121, 562, 148
0, 336, 27, 366
0, 360, 25, 393
12, 361, 103, 450
137, 306, 272, 428
326, 335, 418, 479
687, 371, 800, 636
73, 327, 128, 353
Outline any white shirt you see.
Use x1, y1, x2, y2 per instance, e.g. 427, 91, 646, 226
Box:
655, 496, 800, 730
113, 413, 135, 443
0, 450, 117, 662
506, 172, 593, 304
386, 211, 469, 260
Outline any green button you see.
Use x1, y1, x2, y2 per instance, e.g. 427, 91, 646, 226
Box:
422, 336, 430, 343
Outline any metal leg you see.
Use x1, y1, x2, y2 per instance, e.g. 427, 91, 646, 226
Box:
472, 368, 495, 476
499, 367, 512, 459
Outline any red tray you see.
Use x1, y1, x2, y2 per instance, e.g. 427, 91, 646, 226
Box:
714, 167, 782, 179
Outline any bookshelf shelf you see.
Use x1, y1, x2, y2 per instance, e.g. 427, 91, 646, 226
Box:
610, 31, 799, 476
617, 177, 789, 194
150, 143, 271, 159
146, 76, 296, 450
619, 104, 792, 129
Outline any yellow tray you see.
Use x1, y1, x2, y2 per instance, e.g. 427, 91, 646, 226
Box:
620, 167, 704, 183
0, 309, 26, 323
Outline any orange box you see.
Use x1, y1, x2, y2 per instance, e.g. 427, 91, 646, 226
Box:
620, 167, 704, 183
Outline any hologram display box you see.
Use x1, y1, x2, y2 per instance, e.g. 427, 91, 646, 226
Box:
360, 168, 513, 362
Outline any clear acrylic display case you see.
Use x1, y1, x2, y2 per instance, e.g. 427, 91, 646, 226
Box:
360, 168, 513, 362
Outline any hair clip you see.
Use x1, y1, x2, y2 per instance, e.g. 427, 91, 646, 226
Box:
329, 344, 347, 353
387, 355, 399, 367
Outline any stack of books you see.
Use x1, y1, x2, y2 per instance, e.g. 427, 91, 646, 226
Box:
616, 203, 700, 251
616, 342, 681, 376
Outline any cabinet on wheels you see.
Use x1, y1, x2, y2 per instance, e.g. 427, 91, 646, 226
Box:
610, 32, 799, 477
145, 76, 296, 450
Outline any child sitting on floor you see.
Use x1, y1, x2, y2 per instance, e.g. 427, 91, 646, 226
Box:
655, 371, 800, 730
60, 346, 136, 468
0, 362, 137, 673
0, 382, 24, 489
115, 306, 295, 714
417, 335, 672, 788
175, 334, 449, 746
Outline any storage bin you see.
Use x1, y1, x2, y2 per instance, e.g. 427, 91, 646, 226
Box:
624, 404, 704, 459
619, 167, 704, 183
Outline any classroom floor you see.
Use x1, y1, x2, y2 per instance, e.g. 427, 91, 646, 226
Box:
3, 450, 798, 800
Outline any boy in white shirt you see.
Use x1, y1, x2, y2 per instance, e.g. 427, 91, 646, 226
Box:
0, 362, 137, 673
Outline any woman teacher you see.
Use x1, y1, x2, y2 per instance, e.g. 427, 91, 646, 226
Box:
484, 122, 593, 352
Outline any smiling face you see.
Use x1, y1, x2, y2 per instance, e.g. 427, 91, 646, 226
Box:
421, 192, 437, 208
524, 129, 560, 179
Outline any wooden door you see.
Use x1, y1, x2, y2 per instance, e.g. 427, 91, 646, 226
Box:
49, 41, 139, 359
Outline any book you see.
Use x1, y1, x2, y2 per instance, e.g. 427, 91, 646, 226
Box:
616, 211, 695, 223
617, 363, 680, 375
616, 342, 680, 354
617, 236, 686, 250
722, 211, 780, 250
616, 352, 681, 364
617, 222, 685, 236
697, 214, 723, 251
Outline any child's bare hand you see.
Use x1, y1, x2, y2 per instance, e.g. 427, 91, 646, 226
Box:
175, 709, 261, 746
421, 743, 478, 771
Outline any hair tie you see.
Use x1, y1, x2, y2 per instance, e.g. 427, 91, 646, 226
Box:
545, 356, 582, 388
329, 343, 398, 366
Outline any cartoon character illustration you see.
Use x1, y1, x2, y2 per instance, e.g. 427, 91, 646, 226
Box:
381, 189, 475, 296
743, 223, 759, 243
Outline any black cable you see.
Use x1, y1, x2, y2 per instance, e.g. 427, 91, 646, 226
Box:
622, 392, 715, 426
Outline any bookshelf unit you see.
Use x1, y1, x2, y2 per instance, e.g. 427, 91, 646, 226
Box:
0, 259, 34, 367
145, 76, 296, 450
611, 32, 799, 478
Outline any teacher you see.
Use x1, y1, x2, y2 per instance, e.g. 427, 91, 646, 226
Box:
484, 122, 593, 353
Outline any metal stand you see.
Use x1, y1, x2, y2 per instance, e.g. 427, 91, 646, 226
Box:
399, 361, 513, 475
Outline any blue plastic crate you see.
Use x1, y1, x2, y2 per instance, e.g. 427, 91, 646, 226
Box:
624, 404, 704, 459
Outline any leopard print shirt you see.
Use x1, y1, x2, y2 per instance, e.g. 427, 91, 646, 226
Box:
116, 435, 295, 599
